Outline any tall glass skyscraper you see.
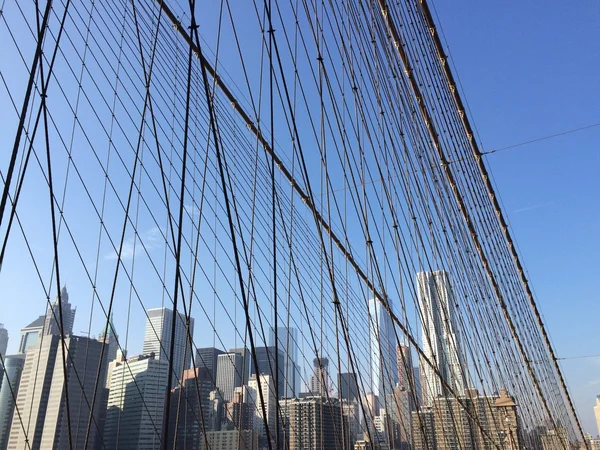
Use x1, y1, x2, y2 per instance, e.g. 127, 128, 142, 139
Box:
416, 270, 468, 406
269, 326, 301, 397
368, 298, 398, 404
215, 352, 243, 402
142, 307, 195, 387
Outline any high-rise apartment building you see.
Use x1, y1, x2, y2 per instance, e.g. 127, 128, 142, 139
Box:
416, 271, 468, 406
269, 327, 301, 397
143, 307, 195, 386
283, 396, 346, 450
411, 407, 435, 450
8, 335, 108, 449
251, 346, 285, 399
104, 353, 169, 449
18, 315, 45, 354
0, 325, 7, 358
0, 354, 25, 450
42, 286, 76, 337
196, 347, 225, 386
368, 298, 398, 403
216, 352, 243, 402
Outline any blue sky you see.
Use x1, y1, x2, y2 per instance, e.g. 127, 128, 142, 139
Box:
0, 0, 598, 437
432, 0, 600, 434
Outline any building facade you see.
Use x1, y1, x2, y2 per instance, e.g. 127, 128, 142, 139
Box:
143, 307, 195, 387
8, 335, 107, 450
417, 271, 468, 406
368, 298, 398, 403
103, 353, 169, 449
216, 352, 243, 402
0, 354, 25, 450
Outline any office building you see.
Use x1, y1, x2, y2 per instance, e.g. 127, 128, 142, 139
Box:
0, 354, 25, 450
595, 395, 600, 437
368, 298, 398, 402
270, 326, 301, 397
200, 430, 258, 450
417, 271, 468, 406
8, 335, 108, 449
104, 353, 169, 449
196, 347, 224, 386
0, 325, 7, 358
251, 346, 285, 399
309, 356, 330, 396
42, 286, 76, 337
167, 367, 214, 449
247, 374, 277, 443
18, 315, 45, 354
97, 314, 119, 363
419, 389, 522, 450
391, 385, 412, 449
143, 307, 195, 386
338, 372, 359, 402
230, 347, 251, 385
216, 352, 243, 402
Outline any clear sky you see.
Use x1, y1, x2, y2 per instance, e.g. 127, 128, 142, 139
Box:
432, 0, 600, 435
0, 0, 598, 438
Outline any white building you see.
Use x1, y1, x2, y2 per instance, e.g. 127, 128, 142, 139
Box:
247, 374, 277, 442
142, 307, 194, 387
368, 298, 398, 402
595, 395, 600, 438
0, 324, 8, 357
18, 315, 45, 354
103, 353, 169, 449
8, 335, 107, 449
417, 271, 468, 406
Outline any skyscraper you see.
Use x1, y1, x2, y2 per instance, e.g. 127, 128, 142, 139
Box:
230, 347, 251, 385
0, 325, 7, 358
309, 356, 329, 396
284, 396, 345, 450
368, 298, 398, 402
8, 335, 108, 449
196, 347, 225, 386
338, 372, 359, 402
0, 354, 25, 450
269, 327, 301, 397
18, 315, 45, 354
216, 352, 243, 402
251, 346, 285, 399
167, 367, 215, 449
104, 353, 169, 449
143, 307, 195, 386
42, 286, 76, 337
417, 270, 468, 406
247, 374, 277, 444
97, 314, 119, 363
595, 395, 600, 437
